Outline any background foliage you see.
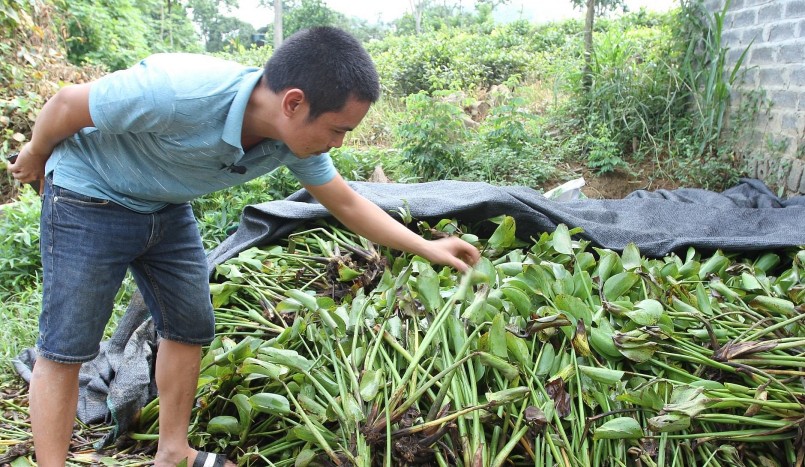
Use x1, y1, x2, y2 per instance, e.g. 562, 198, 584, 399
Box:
0, 0, 759, 311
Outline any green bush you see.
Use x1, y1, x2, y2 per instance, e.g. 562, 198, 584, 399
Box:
394, 91, 471, 181
0, 186, 41, 295
464, 91, 559, 188
369, 27, 534, 96
213, 42, 275, 67
585, 120, 626, 174
330, 146, 398, 182
569, 14, 678, 169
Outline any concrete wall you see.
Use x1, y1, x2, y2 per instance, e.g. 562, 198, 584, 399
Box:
703, 0, 805, 195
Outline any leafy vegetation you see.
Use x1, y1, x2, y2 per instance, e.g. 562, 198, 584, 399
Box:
138, 217, 804, 466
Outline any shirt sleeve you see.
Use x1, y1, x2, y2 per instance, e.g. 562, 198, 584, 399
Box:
285, 153, 338, 186
88, 57, 175, 135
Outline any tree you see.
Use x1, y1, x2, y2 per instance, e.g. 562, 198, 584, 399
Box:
409, 0, 428, 35
258, 0, 347, 43
274, 0, 282, 48
569, 0, 626, 91
284, 0, 344, 36
257, 0, 285, 48
61, 0, 152, 70
140, 0, 202, 53
186, 0, 241, 51
394, 0, 509, 36
51, 0, 202, 70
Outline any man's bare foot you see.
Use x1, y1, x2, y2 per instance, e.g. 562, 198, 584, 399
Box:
154, 448, 236, 467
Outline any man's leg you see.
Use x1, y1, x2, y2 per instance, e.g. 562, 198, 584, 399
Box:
34, 178, 135, 466
29, 358, 81, 467
136, 203, 233, 466
152, 339, 203, 466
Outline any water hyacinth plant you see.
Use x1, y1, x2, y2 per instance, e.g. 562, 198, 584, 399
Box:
130, 216, 805, 467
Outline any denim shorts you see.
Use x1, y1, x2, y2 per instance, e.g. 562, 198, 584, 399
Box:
37, 176, 215, 363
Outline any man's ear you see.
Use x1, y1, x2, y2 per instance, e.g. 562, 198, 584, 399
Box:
281, 89, 306, 117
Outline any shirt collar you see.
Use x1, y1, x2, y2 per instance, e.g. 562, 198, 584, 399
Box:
222, 69, 263, 150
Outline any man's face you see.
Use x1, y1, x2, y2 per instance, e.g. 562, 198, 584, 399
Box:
284, 98, 371, 158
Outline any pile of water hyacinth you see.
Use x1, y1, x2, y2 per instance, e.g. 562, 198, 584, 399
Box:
131, 215, 805, 467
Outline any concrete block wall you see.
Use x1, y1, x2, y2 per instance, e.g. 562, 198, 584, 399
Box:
703, 0, 805, 195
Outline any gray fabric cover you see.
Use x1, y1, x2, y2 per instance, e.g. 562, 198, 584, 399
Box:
208, 178, 805, 268
13, 178, 805, 448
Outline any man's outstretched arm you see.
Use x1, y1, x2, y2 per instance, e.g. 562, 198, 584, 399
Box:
304, 174, 480, 272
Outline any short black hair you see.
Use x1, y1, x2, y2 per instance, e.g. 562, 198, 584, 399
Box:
263, 27, 380, 120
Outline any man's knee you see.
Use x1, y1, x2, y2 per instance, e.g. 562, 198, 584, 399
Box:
31, 356, 82, 382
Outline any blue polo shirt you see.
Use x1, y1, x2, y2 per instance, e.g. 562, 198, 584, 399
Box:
45, 53, 337, 213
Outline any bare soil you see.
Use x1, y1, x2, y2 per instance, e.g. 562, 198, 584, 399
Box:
548, 159, 683, 200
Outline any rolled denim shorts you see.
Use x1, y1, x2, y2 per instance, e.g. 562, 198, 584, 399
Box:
37, 176, 215, 364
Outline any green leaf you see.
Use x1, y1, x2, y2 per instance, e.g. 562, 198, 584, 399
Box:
617, 387, 664, 411
488, 215, 519, 249
621, 243, 642, 270
486, 386, 530, 404
207, 415, 240, 435
603, 272, 640, 301
473, 257, 497, 285
613, 329, 659, 363
497, 261, 524, 277
506, 333, 531, 368
595, 249, 622, 284
295, 449, 318, 467
625, 299, 664, 326
232, 393, 252, 431
740, 272, 763, 291
501, 286, 532, 316
250, 392, 291, 415
415, 265, 443, 312
337, 263, 362, 282
555, 294, 593, 327
648, 413, 691, 433
664, 387, 710, 417
359, 369, 383, 401
749, 295, 796, 316
578, 365, 625, 386
285, 289, 319, 311
535, 343, 555, 376
241, 359, 289, 381
214, 263, 245, 282
698, 252, 729, 279
343, 392, 365, 422
551, 224, 573, 255
209, 282, 238, 308
593, 417, 643, 440
589, 321, 621, 359
258, 347, 314, 372
490, 313, 508, 359
461, 285, 492, 325
298, 394, 327, 418
478, 352, 519, 381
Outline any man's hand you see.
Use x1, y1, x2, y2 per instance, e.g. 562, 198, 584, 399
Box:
7, 144, 47, 194
419, 236, 481, 273
6, 82, 94, 195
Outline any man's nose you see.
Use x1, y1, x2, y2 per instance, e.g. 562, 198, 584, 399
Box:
330, 135, 345, 148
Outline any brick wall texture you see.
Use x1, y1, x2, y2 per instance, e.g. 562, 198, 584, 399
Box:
704, 0, 805, 194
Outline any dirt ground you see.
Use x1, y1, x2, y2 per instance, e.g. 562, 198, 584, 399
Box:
546, 159, 682, 200
579, 168, 681, 199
